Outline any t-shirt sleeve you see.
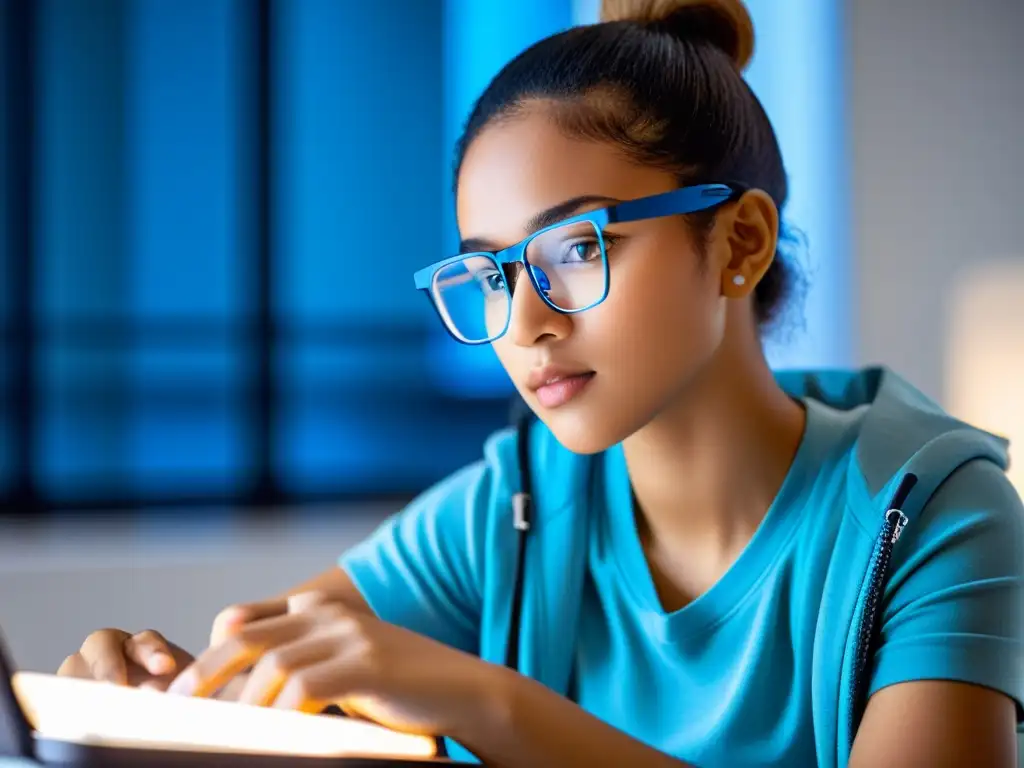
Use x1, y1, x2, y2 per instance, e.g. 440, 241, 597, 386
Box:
338, 460, 496, 655
868, 458, 1024, 714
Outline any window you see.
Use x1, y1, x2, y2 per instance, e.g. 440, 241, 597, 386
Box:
0, 0, 517, 512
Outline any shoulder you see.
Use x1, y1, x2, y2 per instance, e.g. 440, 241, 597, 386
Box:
381, 418, 592, 543
894, 459, 1024, 579
865, 458, 1024, 717
858, 459, 1024, 612
418, 426, 519, 514
880, 458, 1024, 647
388, 427, 520, 547
927, 459, 1023, 521
336, 427, 523, 645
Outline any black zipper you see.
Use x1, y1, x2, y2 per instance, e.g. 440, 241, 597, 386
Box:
505, 413, 535, 671
848, 473, 918, 742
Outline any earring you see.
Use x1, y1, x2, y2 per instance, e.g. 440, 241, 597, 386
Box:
732, 274, 746, 286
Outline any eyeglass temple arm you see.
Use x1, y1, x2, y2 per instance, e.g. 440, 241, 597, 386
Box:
607, 183, 738, 224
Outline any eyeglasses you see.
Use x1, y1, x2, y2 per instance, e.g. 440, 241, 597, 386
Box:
413, 183, 743, 345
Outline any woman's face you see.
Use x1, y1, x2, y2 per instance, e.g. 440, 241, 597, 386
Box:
456, 107, 733, 454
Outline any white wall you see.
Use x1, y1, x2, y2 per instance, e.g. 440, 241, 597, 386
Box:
0, 511, 390, 672
849, 0, 1024, 400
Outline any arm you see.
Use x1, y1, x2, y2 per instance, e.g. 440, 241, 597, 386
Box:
457, 667, 695, 768
848, 459, 1024, 767
181, 597, 700, 768
849, 680, 1016, 767
203, 458, 494, 708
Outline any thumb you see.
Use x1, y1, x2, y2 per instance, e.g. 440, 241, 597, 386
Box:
209, 598, 288, 646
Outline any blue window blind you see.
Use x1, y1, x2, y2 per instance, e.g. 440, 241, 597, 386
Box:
35, 0, 131, 502
125, 0, 252, 496
2, 0, 522, 511
274, 0, 454, 495
0, 2, 10, 497
33, 0, 249, 504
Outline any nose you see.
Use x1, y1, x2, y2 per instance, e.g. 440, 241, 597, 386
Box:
507, 264, 573, 347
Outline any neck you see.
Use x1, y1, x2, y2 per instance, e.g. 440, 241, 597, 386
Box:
621, 325, 806, 548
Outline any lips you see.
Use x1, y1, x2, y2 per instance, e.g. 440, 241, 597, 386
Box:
527, 365, 596, 409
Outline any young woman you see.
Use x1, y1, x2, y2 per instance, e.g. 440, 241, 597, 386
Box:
58, 1, 1024, 766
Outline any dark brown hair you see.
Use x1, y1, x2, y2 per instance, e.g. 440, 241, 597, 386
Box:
454, 0, 802, 329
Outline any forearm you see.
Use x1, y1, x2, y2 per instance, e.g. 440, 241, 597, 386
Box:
454, 667, 695, 768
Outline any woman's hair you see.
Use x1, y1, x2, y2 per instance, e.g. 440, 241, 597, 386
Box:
454, 0, 802, 330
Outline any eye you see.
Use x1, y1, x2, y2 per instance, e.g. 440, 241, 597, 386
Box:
480, 271, 505, 294
564, 239, 603, 263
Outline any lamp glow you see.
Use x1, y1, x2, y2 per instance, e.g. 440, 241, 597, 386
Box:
946, 262, 1024, 494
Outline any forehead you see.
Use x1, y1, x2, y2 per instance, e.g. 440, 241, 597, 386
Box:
456, 107, 675, 246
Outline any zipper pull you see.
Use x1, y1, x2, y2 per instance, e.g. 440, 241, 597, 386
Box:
512, 492, 532, 532
886, 509, 909, 544
884, 473, 917, 545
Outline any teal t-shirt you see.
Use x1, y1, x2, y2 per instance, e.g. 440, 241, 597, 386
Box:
572, 398, 847, 765
341, 371, 1024, 766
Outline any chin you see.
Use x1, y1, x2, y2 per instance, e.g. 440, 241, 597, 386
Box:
534, 407, 637, 456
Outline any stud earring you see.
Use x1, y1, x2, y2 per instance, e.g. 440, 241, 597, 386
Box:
732, 274, 746, 286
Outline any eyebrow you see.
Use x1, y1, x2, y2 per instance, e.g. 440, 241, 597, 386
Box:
459, 194, 621, 254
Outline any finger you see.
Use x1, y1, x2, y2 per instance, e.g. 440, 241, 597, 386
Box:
80, 629, 131, 685
287, 591, 332, 614
128, 643, 194, 688
171, 611, 313, 699
210, 598, 289, 646
213, 673, 251, 702
56, 652, 92, 680
272, 657, 354, 714
167, 643, 197, 671
124, 630, 177, 676
138, 677, 174, 692
239, 635, 338, 707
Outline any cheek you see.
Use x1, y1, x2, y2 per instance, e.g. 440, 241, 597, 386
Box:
488, 233, 725, 447
491, 335, 536, 399
595, 236, 724, 367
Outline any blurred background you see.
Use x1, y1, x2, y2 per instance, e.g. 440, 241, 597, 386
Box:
0, 0, 1022, 680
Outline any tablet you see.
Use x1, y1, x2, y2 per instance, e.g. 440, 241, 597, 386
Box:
0, 630, 472, 767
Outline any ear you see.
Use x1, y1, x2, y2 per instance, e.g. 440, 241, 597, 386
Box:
715, 189, 779, 298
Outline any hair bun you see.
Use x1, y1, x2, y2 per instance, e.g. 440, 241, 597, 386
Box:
600, 0, 755, 72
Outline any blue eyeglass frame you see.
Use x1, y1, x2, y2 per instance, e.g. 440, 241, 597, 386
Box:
413, 182, 745, 345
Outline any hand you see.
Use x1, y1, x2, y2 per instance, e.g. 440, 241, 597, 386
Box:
57, 628, 195, 691
55, 599, 292, 691
167, 591, 504, 738
208, 597, 291, 646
